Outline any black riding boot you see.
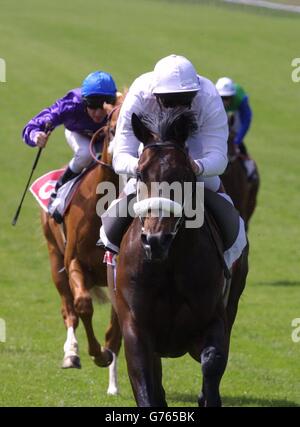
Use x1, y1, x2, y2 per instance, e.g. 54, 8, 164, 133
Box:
51, 166, 80, 199
239, 142, 248, 156
49, 167, 81, 224
97, 193, 136, 252
238, 142, 257, 180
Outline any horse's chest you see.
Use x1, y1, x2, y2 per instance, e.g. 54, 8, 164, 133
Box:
143, 285, 217, 349
151, 301, 211, 356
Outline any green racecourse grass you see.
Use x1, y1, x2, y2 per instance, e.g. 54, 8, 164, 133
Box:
0, 0, 299, 407
242, 0, 300, 5
255, 0, 300, 5
271, 0, 300, 4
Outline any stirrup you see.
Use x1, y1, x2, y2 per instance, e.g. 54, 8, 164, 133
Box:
243, 159, 256, 178
96, 238, 106, 248
50, 191, 57, 201
96, 238, 118, 254
52, 209, 63, 224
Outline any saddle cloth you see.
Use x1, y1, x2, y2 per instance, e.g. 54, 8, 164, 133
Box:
30, 165, 96, 217
30, 168, 65, 212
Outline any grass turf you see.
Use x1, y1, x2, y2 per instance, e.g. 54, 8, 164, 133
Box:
0, 0, 299, 407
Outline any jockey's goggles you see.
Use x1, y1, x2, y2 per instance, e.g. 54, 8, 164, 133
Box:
221, 96, 233, 101
83, 95, 116, 110
155, 91, 197, 108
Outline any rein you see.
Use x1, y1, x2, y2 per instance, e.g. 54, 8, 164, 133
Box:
89, 105, 121, 170
142, 141, 188, 157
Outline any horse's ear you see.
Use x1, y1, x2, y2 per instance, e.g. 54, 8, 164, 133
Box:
131, 113, 152, 144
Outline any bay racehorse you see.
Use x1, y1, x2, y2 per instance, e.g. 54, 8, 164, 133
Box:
113, 109, 249, 406
41, 104, 122, 395
221, 114, 259, 231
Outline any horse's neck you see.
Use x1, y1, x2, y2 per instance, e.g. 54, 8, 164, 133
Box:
99, 158, 116, 179
227, 134, 236, 155
93, 162, 119, 200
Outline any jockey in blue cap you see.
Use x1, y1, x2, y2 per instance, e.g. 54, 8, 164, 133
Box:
215, 77, 256, 178
22, 71, 118, 196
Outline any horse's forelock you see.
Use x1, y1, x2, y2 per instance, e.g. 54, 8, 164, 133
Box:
161, 108, 197, 143
140, 108, 197, 143
139, 113, 160, 136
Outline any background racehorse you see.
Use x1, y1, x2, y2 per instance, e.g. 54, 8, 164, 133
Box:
41, 105, 122, 395
221, 114, 259, 231
113, 110, 249, 407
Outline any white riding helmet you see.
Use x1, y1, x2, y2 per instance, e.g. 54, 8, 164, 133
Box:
152, 54, 201, 94
215, 77, 236, 97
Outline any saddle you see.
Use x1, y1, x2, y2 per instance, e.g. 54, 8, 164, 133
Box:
48, 163, 98, 223
101, 189, 241, 259
204, 189, 240, 251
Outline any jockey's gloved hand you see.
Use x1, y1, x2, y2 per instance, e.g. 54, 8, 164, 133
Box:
189, 157, 204, 176
33, 131, 50, 148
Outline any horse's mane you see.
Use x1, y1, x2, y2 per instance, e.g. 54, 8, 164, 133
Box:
140, 107, 198, 144
109, 105, 198, 156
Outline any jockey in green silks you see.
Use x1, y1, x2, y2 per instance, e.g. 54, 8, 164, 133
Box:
215, 77, 256, 179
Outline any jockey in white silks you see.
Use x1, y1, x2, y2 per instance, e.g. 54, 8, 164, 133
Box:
113, 54, 228, 190
99, 54, 246, 269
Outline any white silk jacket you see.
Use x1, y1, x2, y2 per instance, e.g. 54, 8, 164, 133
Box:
112, 72, 229, 178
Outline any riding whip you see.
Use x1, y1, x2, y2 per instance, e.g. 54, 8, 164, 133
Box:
11, 122, 53, 226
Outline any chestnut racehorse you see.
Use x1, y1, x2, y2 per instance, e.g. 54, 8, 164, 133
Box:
41, 106, 122, 395
113, 110, 249, 407
221, 115, 259, 231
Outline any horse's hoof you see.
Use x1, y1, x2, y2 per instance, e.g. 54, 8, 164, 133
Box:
198, 392, 205, 407
91, 348, 113, 368
107, 386, 119, 396
62, 355, 81, 369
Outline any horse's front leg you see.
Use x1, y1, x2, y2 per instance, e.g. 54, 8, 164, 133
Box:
68, 258, 112, 367
199, 312, 229, 407
120, 314, 166, 407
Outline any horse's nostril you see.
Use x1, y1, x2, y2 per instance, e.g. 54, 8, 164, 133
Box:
141, 232, 174, 252
161, 233, 173, 246
141, 233, 149, 246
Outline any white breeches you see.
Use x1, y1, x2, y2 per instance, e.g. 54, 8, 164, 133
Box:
197, 175, 221, 192
65, 129, 92, 173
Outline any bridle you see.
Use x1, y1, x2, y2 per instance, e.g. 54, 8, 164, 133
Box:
135, 141, 195, 236
89, 105, 121, 171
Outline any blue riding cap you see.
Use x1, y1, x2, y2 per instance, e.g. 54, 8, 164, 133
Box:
82, 71, 117, 97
